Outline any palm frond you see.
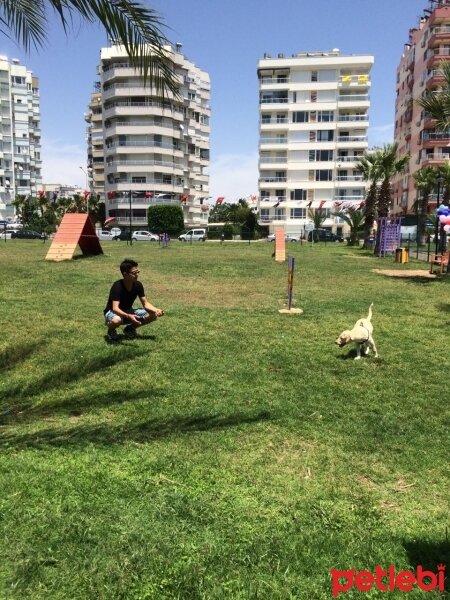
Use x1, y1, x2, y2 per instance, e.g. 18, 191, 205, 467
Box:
57, 0, 179, 96
0, 0, 46, 51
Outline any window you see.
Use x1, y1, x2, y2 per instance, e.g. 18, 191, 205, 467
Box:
293, 111, 309, 123
309, 150, 333, 161
290, 207, 306, 218
260, 208, 270, 218
261, 114, 271, 124
318, 111, 334, 122
311, 71, 318, 82
317, 130, 334, 141
290, 189, 307, 200
132, 176, 146, 183
315, 170, 333, 181
275, 207, 285, 219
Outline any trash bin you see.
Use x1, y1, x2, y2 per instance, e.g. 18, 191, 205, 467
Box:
395, 247, 409, 264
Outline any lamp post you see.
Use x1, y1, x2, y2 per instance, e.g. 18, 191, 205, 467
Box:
79, 166, 89, 214
129, 190, 133, 246
435, 176, 444, 255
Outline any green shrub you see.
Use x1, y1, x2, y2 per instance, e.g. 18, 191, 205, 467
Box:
148, 205, 184, 235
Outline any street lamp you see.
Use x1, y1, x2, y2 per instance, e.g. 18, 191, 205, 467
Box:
129, 190, 133, 246
79, 166, 89, 214
435, 175, 444, 255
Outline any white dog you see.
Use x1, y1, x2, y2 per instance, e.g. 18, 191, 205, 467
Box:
335, 303, 378, 360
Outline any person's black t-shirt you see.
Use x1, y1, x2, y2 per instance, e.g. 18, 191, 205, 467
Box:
104, 279, 145, 314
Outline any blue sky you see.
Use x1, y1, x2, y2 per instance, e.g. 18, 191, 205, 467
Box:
0, 0, 429, 200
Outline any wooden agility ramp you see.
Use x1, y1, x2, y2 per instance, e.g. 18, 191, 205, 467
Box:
46, 213, 103, 261
274, 228, 286, 262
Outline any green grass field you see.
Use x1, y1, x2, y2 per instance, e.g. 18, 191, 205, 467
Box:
0, 240, 449, 599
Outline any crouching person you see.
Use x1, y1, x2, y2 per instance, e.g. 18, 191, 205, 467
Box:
104, 258, 164, 342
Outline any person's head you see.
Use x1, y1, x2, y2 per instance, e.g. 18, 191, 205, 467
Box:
120, 259, 139, 277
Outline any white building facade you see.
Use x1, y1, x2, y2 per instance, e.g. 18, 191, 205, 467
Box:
257, 50, 373, 236
97, 43, 210, 228
0, 57, 41, 220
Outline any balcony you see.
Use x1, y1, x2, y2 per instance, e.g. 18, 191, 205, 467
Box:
338, 94, 369, 103
427, 47, 450, 69
259, 176, 287, 183
337, 135, 367, 143
259, 97, 289, 104
429, 26, 450, 47
422, 131, 450, 148
420, 153, 450, 167
337, 114, 368, 122
335, 175, 364, 181
338, 74, 370, 87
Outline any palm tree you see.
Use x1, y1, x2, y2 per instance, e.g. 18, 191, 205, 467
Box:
0, 0, 179, 96
308, 207, 327, 229
417, 61, 450, 132
332, 207, 365, 246
376, 143, 410, 218
414, 166, 437, 241
437, 162, 450, 205
356, 153, 381, 247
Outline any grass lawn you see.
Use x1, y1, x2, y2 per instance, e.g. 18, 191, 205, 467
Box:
0, 239, 449, 599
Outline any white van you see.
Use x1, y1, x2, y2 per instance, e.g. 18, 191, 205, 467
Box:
178, 228, 207, 242
96, 229, 114, 241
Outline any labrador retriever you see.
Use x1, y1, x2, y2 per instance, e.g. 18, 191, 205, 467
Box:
335, 303, 378, 360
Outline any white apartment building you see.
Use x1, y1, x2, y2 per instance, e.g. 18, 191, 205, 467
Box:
0, 57, 42, 220
257, 50, 373, 236
85, 88, 104, 200
96, 43, 210, 228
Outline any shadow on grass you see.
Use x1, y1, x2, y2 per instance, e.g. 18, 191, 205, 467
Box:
0, 410, 274, 449
403, 539, 450, 594
0, 347, 145, 423
0, 341, 43, 373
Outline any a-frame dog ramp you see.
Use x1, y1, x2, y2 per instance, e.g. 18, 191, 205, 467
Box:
46, 213, 103, 261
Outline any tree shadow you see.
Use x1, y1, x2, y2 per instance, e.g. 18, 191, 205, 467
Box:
1, 386, 163, 425
0, 410, 274, 449
403, 539, 449, 596
0, 347, 144, 421
0, 341, 44, 373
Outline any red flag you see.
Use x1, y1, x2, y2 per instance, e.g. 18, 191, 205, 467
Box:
83, 191, 90, 199
318, 200, 326, 210
216, 197, 224, 204
38, 190, 45, 199
359, 201, 365, 209
107, 191, 115, 199
144, 192, 154, 198
334, 201, 343, 208
180, 194, 188, 202
104, 216, 117, 226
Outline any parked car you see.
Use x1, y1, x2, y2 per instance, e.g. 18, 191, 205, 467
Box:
131, 230, 160, 242
112, 230, 131, 241
307, 229, 344, 243
96, 230, 115, 241
267, 233, 301, 242
178, 228, 207, 242
11, 229, 45, 239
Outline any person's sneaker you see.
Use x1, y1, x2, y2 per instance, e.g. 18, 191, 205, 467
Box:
124, 325, 137, 339
107, 329, 120, 342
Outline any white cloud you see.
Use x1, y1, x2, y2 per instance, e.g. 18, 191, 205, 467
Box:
41, 138, 87, 187
369, 123, 394, 148
209, 152, 258, 202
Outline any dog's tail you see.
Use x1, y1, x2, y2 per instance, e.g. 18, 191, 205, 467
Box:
367, 303, 374, 322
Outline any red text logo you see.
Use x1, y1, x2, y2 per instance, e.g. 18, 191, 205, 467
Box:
330, 564, 446, 596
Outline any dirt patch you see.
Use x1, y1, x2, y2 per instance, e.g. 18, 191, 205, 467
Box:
371, 269, 437, 279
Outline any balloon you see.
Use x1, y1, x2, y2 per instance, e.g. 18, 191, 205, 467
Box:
439, 214, 448, 223
444, 225, 450, 233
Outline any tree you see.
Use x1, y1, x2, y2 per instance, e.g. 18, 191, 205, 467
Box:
332, 207, 365, 246
417, 61, 450, 132
376, 143, 409, 218
148, 204, 184, 235
414, 167, 437, 241
356, 153, 381, 248
0, 0, 179, 96
308, 207, 327, 230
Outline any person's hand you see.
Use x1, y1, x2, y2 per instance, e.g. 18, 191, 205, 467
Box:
155, 308, 165, 317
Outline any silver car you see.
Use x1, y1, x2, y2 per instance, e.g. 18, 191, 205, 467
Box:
267, 233, 300, 242
131, 231, 160, 242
